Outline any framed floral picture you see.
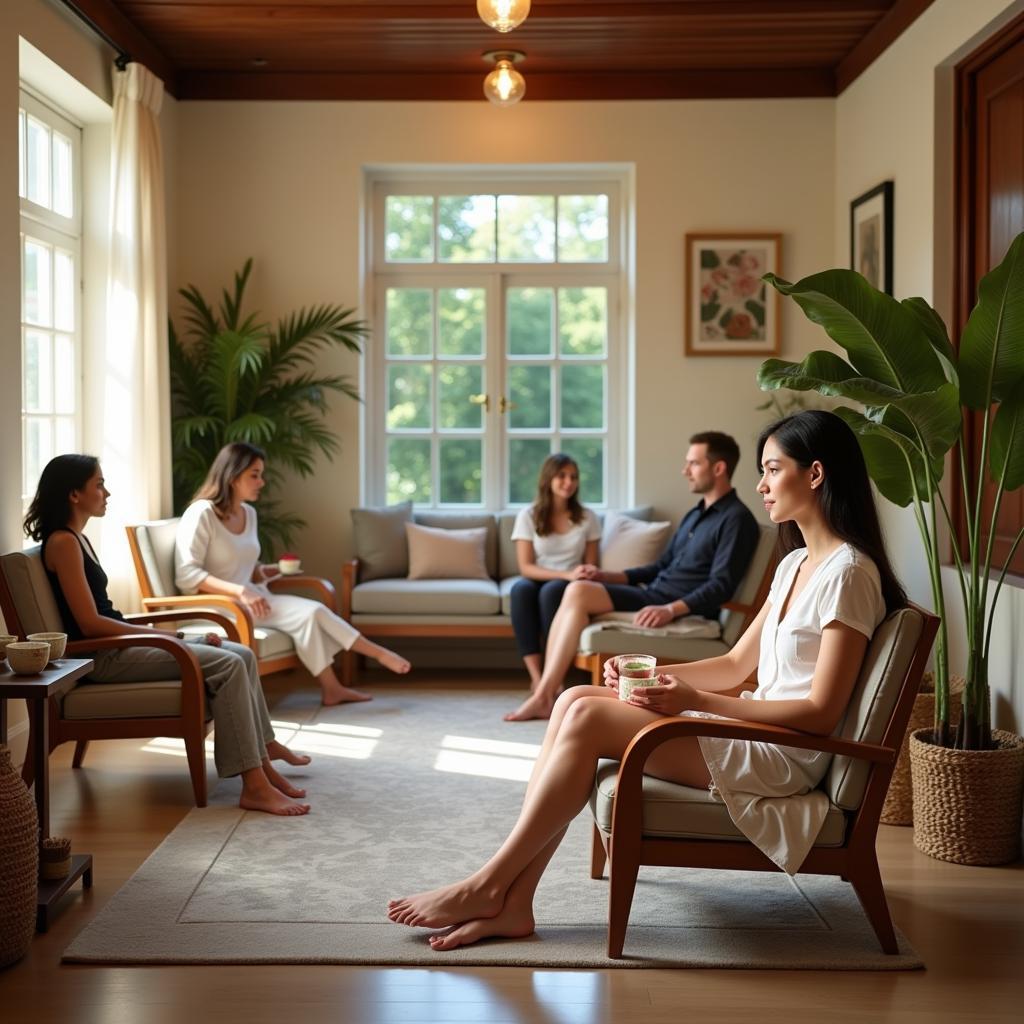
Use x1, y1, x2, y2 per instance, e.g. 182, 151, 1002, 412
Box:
850, 181, 893, 295
684, 233, 782, 356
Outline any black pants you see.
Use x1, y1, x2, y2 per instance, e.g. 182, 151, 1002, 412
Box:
509, 578, 570, 658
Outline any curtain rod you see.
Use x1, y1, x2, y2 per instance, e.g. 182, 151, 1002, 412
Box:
61, 1, 131, 70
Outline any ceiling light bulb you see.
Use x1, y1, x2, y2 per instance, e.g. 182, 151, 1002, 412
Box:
483, 53, 526, 107
477, 0, 531, 33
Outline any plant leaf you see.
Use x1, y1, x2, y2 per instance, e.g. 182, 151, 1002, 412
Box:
902, 296, 959, 387
959, 232, 1024, 409
990, 375, 1024, 491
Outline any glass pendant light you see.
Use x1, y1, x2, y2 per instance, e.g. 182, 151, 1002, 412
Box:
483, 51, 526, 107
477, 0, 531, 33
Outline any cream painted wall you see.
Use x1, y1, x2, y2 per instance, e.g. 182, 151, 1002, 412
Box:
173, 98, 836, 585
835, 0, 1024, 735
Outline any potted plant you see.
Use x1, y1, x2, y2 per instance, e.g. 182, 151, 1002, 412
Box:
169, 259, 368, 553
755, 231, 1024, 864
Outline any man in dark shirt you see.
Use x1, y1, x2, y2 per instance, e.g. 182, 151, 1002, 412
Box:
505, 431, 760, 721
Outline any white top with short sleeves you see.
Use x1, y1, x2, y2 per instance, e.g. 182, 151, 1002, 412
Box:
693, 544, 886, 874
511, 506, 601, 572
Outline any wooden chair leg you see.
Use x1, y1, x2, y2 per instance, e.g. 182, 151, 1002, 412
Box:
72, 740, 90, 768
590, 822, 608, 879
341, 649, 356, 688
848, 856, 899, 954
183, 729, 208, 808
607, 841, 641, 959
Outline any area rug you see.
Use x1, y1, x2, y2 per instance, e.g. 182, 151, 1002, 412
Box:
64, 683, 922, 969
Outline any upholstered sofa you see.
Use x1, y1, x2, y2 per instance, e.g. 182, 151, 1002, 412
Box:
340, 503, 775, 680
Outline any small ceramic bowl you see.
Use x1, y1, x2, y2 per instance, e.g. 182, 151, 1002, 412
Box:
278, 557, 302, 575
27, 631, 68, 662
5, 641, 51, 675
0, 634, 17, 663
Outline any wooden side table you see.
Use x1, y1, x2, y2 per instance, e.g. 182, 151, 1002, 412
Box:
0, 658, 95, 931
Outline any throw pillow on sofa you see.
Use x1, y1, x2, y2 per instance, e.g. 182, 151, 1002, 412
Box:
351, 501, 413, 580
600, 512, 673, 573
405, 522, 490, 581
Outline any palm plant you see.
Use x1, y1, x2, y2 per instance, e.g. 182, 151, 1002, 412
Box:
169, 258, 368, 553
756, 231, 1024, 752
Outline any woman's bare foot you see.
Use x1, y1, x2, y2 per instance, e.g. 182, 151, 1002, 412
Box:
428, 902, 536, 951
262, 761, 306, 799
503, 692, 555, 722
321, 682, 374, 706
266, 739, 311, 766
387, 879, 504, 929
239, 789, 310, 816
377, 649, 411, 675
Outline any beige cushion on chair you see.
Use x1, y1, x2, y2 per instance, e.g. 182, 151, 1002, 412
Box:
175, 622, 295, 661
0, 548, 66, 634
62, 680, 213, 721
720, 524, 776, 645
134, 519, 180, 598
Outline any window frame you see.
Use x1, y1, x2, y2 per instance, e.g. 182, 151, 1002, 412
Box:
364, 169, 630, 511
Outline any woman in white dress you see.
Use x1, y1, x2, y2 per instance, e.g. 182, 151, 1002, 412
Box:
176, 443, 411, 706
387, 410, 906, 949
509, 453, 601, 695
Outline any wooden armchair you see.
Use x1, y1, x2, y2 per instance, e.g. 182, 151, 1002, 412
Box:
0, 546, 244, 807
125, 518, 339, 678
588, 602, 938, 958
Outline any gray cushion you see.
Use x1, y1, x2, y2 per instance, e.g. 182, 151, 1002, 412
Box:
0, 547, 65, 634
827, 607, 924, 811
351, 613, 513, 628
351, 579, 501, 615
590, 759, 846, 847
499, 575, 521, 615
176, 622, 296, 661
62, 679, 213, 721
134, 519, 179, 597
720, 524, 776, 645
351, 502, 413, 581
578, 619, 729, 661
415, 512, 499, 579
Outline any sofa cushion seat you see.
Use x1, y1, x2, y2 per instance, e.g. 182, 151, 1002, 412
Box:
175, 622, 296, 660
579, 612, 727, 660
352, 578, 502, 616
62, 679, 213, 721
590, 759, 846, 847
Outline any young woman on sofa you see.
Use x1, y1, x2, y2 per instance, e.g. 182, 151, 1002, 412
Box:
387, 410, 906, 949
28, 454, 311, 816
508, 453, 601, 695
175, 442, 410, 706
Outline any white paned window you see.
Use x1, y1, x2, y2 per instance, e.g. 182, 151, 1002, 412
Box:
368, 173, 626, 510
18, 89, 82, 511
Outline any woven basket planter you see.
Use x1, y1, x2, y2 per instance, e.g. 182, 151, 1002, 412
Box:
910, 728, 1024, 865
881, 674, 963, 826
0, 744, 39, 968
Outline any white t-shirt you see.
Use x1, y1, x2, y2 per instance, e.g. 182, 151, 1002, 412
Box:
175, 499, 262, 594
511, 506, 601, 572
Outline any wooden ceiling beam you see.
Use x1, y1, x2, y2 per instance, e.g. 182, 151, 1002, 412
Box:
61, 0, 179, 93
836, 0, 938, 92
177, 66, 836, 101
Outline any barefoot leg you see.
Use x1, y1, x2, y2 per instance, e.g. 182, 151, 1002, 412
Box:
265, 739, 312, 766
352, 636, 411, 676
261, 759, 306, 799
238, 766, 310, 816
316, 666, 374, 706
523, 654, 543, 691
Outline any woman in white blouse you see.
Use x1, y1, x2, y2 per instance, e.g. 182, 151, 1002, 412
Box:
509, 453, 601, 694
388, 411, 906, 950
176, 443, 410, 706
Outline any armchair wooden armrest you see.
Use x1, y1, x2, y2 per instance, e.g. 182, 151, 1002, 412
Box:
267, 573, 338, 611
341, 559, 360, 621
609, 716, 893, 839
141, 593, 255, 647
124, 609, 241, 642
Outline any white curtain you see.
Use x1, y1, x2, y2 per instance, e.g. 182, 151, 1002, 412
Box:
98, 62, 171, 610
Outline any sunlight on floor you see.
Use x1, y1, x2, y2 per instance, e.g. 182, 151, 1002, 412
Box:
433, 734, 540, 781
273, 720, 383, 759
141, 736, 215, 758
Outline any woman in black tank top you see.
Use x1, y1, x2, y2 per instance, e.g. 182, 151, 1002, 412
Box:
25, 454, 313, 817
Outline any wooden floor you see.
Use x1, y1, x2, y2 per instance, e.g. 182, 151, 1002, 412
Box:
1, 669, 1021, 1024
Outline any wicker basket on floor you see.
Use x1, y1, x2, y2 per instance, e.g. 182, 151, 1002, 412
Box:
910, 728, 1024, 865
0, 744, 39, 968
881, 674, 963, 826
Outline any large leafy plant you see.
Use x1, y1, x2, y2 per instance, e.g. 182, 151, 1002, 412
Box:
757, 231, 1024, 751
169, 259, 368, 553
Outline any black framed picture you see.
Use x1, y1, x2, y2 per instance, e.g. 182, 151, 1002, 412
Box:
850, 181, 893, 295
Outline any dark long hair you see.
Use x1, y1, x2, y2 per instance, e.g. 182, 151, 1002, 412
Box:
193, 442, 266, 517
756, 410, 907, 613
532, 453, 584, 536
24, 454, 100, 542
